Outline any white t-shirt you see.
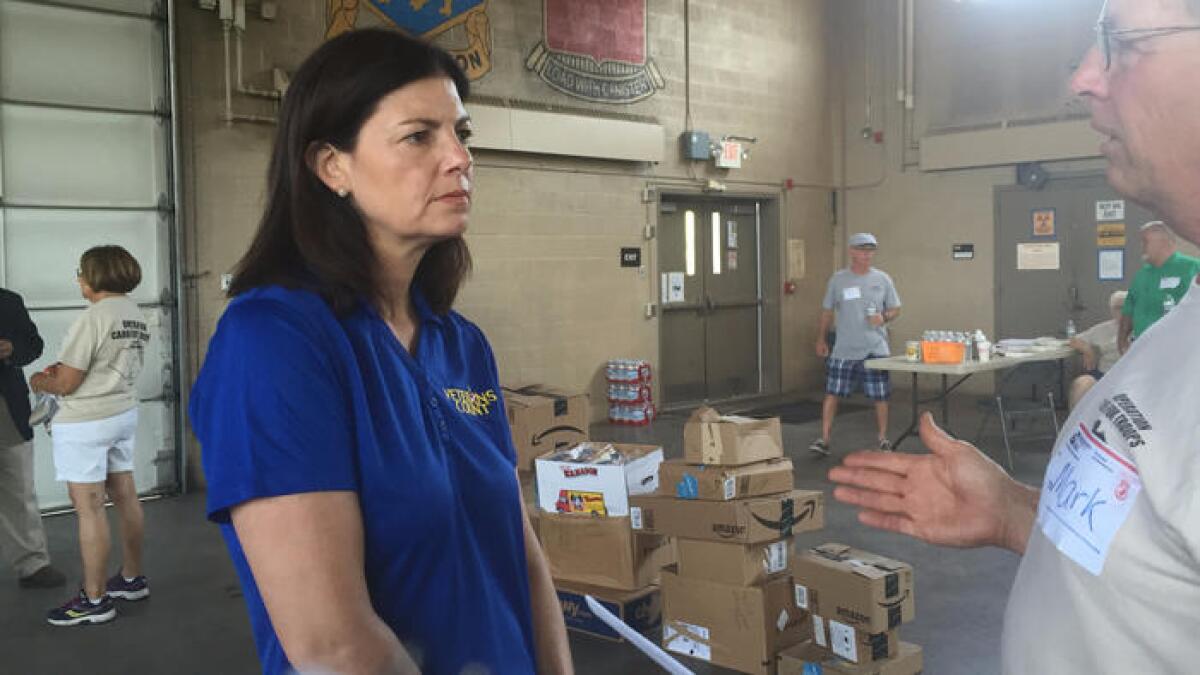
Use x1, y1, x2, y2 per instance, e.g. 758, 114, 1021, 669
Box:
55, 296, 149, 424
1077, 318, 1120, 373
1002, 280, 1200, 673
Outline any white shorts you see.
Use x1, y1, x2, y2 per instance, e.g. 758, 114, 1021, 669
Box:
51, 408, 138, 484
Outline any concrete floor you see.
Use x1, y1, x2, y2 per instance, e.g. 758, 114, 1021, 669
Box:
1, 390, 1057, 674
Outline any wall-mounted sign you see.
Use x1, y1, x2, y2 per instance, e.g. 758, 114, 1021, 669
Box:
1017, 242, 1060, 270
1099, 249, 1125, 281
1032, 208, 1056, 237
727, 250, 738, 271
620, 247, 642, 268
325, 0, 493, 81
1097, 223, 1126, 247
952, 243, 975, 260
662, 272, 685, 303
727, 221, 738, 249
1096, 199, 1126, 222
526, 0, 664, 103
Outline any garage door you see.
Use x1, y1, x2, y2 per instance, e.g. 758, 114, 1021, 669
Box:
0, 0, 181, 508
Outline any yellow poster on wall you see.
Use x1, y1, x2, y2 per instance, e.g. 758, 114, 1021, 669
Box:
1097, 223, 1126, 247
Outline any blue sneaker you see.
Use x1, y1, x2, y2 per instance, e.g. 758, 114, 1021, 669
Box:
105, 573, 149, 601
46, 590, 116, 626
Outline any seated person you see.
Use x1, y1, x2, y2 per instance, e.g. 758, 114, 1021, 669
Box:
1067, 290, 1126, 409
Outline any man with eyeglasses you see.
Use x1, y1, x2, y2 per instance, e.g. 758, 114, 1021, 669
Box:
829, 0, 1200, 671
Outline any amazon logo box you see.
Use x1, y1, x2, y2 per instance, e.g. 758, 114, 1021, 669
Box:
662, 566, 811, 675
503, 386, 590, 471
777, 641, 923, 675
791, 544, 915, 635
658, 457, 795, 502
629, 490, 824, 544
684, 406, 784, 466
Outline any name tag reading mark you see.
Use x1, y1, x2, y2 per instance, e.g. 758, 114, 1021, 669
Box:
1160, 276, 1181, 290
843, 287, 862, 301
1037, 422, 1141, 575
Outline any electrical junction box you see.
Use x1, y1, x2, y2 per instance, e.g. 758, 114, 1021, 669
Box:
681, 131, 711, 161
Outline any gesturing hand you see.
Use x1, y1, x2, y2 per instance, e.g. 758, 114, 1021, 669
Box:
828, 412, 1039, 554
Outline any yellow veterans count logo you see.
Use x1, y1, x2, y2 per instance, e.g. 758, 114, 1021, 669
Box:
326, 0, 493, 81
444, 388, 498, 416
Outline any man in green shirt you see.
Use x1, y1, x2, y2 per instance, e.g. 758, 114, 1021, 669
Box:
1119, 220, 1200, 352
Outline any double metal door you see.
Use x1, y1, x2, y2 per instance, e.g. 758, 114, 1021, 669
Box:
658, 198, 763, 406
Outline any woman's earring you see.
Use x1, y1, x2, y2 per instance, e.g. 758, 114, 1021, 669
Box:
337, 188, 348, 198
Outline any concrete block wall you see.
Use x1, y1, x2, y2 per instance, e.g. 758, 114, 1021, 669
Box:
176, 1, 837, 482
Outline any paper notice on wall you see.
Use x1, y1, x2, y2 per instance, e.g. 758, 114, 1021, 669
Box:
787, 239, 806, 280
661, 272, 685, 303
727, 250, 738, 271
1099, 249, 1124, 281
1017, 242, 1060, 270
727, 221, 738, 249
1096, 199, 1126, 221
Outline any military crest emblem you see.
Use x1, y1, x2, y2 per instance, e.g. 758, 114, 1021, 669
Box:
326, 0, 493, 81
526, 0, 664, 104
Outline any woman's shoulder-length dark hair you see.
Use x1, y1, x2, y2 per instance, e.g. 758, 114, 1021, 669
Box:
228, 28, 472, 316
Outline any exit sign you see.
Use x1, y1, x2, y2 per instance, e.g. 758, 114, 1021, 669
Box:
620, 247, 642, 267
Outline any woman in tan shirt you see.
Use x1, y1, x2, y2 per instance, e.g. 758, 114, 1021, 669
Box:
30, 245, 150, 626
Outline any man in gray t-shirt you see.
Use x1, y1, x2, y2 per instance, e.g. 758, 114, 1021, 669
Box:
809, 233, 901, 456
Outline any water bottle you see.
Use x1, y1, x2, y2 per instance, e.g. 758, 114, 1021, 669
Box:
1164, 295, 1177, 314
1066, 319, 1076, 339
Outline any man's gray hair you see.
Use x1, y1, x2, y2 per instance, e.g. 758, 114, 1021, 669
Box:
1140, 220, 1177, 241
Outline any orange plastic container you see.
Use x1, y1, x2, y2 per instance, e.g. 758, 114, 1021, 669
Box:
921, 340, 966, 364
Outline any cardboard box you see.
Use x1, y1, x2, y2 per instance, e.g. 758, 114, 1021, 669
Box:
676, 538, 791, 587
556, 582, 661, 642
504, 386, 590, 470
662, 567, 811, 675
777, 641, 923, 675
535, 443, 663, 517
683, 406, 784, 466
809, 615, 899, 664
539, 513, 674, 590
792, 544, 915, 634
630, 490, 824, 544
659, 458, 795, 501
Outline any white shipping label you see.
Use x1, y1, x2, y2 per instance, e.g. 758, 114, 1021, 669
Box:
764, 541, 788, 574
794, 583, 809, 609
1037, 422, 1142, 575
1160, 276, 1182, 290
630, 506, 643, 530
722, 477, 736, 500
776, 609, 790, 632
812, 616, 827, 647
664, 623, 711, 662
830, 620, 858, 662
843, 286, 862, 301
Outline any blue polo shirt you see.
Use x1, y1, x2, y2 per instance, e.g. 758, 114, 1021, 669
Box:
189, 285, 536, 675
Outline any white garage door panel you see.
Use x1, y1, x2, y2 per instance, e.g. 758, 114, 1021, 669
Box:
3, 208, 166, 306
0, 1, 164, 110
1, 104, 168, 206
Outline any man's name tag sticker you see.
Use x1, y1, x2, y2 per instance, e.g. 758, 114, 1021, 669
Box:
1160, 276, 1182, 290
1037, 422, 1141, 575
843, 287, 862, 301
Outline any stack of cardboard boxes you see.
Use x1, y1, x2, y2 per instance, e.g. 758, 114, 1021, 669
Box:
628, 407, 825, 675
534, 441, 674, 642
777, 544, 923, 675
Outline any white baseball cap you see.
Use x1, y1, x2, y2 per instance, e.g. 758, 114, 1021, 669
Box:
848, 232, 878, 249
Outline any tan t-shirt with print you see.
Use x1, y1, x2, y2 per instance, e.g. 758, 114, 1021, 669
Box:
55, 296, 149, 424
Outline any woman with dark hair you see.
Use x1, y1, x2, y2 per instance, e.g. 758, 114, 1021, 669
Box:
31, 244, 150, 626
189, 29, 571, 675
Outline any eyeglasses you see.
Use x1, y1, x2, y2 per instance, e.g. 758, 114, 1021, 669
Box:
1095, 18, 1200, 71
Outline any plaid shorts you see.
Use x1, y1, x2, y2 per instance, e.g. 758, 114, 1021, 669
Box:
825, 356, 891, 400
